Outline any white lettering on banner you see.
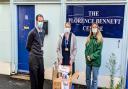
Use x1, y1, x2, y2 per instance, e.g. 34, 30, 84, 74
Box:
68, 10, 123, 24
68, 10, 123, 33
69, 17, 94, 24
83, 26, 90, 31
96, 19, 121, 24
88, 11, 100, 16
83, 26, 103, 32
68, 18, 122, 25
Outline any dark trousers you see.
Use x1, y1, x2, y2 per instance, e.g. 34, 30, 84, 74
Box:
29, 53, 44, 89
72, 62, 75, 74
62, 52, 75, 74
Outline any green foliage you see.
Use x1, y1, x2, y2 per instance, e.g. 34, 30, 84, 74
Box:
115, 76, 124, 89
105, 53, 125, 89
105, 53, 119, 89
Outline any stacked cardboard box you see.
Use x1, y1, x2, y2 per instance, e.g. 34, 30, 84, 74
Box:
52, 65, 79, 89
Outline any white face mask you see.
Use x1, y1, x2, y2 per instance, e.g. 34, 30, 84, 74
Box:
37, 22, 43, 29
92, 28, 98, 35
64, 28, 71, 33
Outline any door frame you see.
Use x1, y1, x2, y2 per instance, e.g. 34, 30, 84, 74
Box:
11, 4, 35, 74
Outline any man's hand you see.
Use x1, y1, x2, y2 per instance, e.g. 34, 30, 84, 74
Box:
87, 56, 91, 61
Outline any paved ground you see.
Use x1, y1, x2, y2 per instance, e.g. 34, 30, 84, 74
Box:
0, 74, 30, 89
0, 74, 86, 89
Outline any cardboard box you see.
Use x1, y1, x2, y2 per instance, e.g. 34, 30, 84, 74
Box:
52, 65, 79, 89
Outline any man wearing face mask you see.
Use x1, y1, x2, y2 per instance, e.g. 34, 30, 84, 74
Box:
26, 14, 45, 89
57, 22, 77, 74
85, 23, 103, 89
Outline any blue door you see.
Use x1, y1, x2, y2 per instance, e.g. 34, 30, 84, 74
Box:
18, 5, 35, 72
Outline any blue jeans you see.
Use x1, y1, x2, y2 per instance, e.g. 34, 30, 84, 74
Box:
86, 64, 99, 89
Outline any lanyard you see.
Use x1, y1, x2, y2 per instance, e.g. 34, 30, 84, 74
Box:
65, 39, 68, 48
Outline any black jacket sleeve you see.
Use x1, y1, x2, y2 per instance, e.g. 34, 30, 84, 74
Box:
26, 31, 34, 52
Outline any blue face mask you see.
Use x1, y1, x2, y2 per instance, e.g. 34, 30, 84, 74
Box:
37, 22, 43, 29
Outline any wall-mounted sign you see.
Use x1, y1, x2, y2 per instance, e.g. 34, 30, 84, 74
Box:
66, 5, 125, 38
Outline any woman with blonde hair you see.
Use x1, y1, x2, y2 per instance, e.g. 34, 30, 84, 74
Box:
85, 23, 103, 89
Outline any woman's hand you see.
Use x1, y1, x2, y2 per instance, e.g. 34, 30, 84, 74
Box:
58, 59, 62, 65
87, 56, 91, 61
